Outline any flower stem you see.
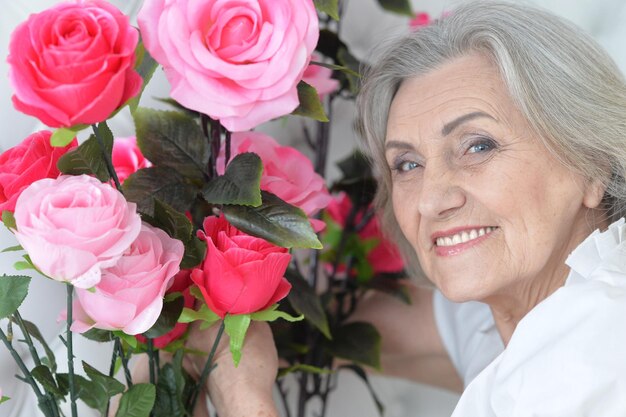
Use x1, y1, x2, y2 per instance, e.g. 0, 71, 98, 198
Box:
91, 123, 123, 192
209, 117, 222, 179
224, 130, 232, 169
147, 338, 156, 384
104, 342, 120, 417
13, 311, 42, 368
146, 338, 156, 417
116, 338, 133, 387
66, 284, 78, 417
188, 321, 225, 413
0, 326, 53, 414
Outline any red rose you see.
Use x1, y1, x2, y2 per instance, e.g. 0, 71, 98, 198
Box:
191, 215, 292, 318
0, 130, 77, 213
8, 0, 142, 127
326, 193, 404, 275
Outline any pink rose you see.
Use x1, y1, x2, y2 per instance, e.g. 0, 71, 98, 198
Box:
138, 0, 319, 131
0, 131, 77, 213
112, 136, 151, 183
217, 132, 332, 231
302, 53, 340, 98
71, 223, 184, 335
326, 193, 404, 274
409, 12, 432, 30
8, 0, 142, 127
13, 175, 142, 289
136, 269, 194, 348
191, 215, 291, 318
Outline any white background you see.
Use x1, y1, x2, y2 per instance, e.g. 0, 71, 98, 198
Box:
1, 1, 625, 416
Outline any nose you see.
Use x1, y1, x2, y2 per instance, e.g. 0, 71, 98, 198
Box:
416, 163, 466, 220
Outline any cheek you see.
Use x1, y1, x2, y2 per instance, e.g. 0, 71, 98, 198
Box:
392, 186, 419, 248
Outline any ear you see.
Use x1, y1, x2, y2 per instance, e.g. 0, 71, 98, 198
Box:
582, 179, 606, 209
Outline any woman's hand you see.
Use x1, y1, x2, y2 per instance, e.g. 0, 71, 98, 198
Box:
185, 320, 280, 417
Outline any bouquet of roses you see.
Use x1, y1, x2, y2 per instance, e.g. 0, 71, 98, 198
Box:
0, 1, 417, 416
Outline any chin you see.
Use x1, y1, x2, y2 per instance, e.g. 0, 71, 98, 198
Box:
431, 273, 489, 303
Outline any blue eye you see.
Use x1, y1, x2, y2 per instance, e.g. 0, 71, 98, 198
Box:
397, 160, 420, 172
467, 139, 495, 154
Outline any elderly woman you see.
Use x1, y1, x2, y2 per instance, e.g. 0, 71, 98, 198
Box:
192, 1, 626, 416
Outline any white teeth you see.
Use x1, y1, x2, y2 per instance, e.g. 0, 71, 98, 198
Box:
435, 227, 496, 247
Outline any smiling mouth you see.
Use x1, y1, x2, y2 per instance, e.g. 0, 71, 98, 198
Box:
434, 226, 498, 247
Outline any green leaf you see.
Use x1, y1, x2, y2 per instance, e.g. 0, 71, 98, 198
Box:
142, 293, 185, 339
292, 81, 329, 122
376, 0, 413, 16
50, 127, 79, 147
57, 373, 107, 413
313, 0, 339, 20
339, 364, 384, 415
179, 236, 207, 270
57, 131, 113, 182
0, 275, 30, 319
32, 365, 67, 398
337, 150, 373, 180
0, 396, 9, 404
153, 352, 187, 417
81, 361, 125, 414
189, 286, 204, 301
1, 245, 23, 253
148, 199, 206, 269
284, 268, 331, 339
113, 331, 138, 350
337, 47, 362, 94
250, 304, 303, 323
21, 320, 57, 372
154, 98, 200, 118
224, 314, 251, 367
81, 328, 115, 343
13, 254, 39, 273
13, 261, 35, 272
178, 305, 220, 326
278, 364, 332, 378
128, 41, 159, 113
332, 151, 377, 206
1, 211, 16, 231
326, 322, 381, 370
202, 153, 263, 206
152, 200, 193, 242
223, 191, 322, 249
134, 108, 209, 181
123, 167, 198, 216
115, 384, 156, 417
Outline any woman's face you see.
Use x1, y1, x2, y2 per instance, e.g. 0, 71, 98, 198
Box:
385, 54, 603, 305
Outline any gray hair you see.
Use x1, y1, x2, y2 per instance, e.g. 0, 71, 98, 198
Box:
356, 0, 626, 278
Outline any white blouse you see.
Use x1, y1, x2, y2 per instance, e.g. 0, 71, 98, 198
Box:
450, 219, 626, 416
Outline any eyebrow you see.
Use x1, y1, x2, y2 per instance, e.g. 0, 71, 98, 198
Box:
441, 111, 495, 136
384, 140, 415, 152
385, 111, 496, 152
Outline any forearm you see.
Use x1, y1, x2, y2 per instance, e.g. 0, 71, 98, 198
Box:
209, 382, 278, 417
198, 321, 280, 417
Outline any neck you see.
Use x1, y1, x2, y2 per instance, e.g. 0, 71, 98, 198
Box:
487, 211, 607, 346
487, 265, 568, 345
